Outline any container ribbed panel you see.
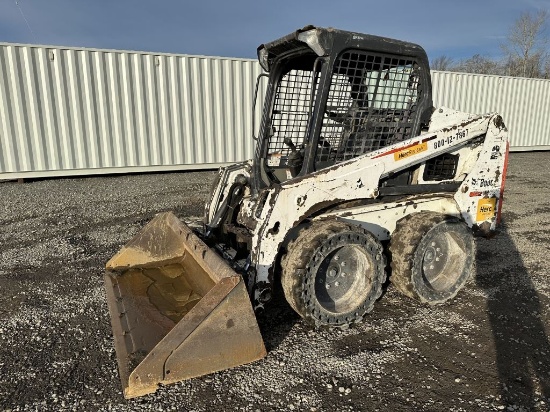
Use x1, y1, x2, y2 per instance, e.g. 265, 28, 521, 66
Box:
0, 43, 263, 178
431, 70, 550, 150
1, 44, 548, 179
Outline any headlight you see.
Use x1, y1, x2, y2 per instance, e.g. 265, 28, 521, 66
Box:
258, 47, 269, 71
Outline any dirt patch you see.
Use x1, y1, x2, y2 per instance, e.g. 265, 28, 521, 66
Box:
0, 155, 549, 411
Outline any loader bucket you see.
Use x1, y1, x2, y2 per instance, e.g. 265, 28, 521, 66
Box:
104, 212, 266, 399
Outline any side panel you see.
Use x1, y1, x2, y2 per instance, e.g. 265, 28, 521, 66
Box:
318, 196, 461, 241
454, 115, 509, 234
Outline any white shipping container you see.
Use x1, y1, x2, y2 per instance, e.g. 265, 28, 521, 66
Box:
0, 43, 548, 179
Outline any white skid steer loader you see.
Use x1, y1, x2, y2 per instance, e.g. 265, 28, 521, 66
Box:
105, 26, 509, 398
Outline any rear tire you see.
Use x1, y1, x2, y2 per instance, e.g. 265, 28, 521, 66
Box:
281, 220, 386, 328
389, 212, 475, 304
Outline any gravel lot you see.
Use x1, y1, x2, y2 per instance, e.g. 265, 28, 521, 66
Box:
1, 152, 549, 412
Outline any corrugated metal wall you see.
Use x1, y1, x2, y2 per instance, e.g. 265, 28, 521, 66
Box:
0, 43, 548, 179
431, 70, 550, 151
0, 43, 263, 179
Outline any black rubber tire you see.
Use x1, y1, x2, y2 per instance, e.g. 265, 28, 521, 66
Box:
389, 212, 475, 305
280, 220, 386, 328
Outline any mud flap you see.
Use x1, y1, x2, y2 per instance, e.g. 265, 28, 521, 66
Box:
104, 212, 266, 399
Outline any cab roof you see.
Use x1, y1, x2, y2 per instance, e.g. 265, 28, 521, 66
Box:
257, 25, 429, 71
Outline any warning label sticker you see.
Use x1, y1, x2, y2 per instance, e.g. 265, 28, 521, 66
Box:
394, 142, 428, 161
476, 197, 497, 221
267, 153, 282, 167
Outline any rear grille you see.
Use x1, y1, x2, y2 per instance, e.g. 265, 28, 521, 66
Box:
423, 154, 459, 181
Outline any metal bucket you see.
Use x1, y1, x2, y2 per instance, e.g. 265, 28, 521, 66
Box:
105, 212, 266, 398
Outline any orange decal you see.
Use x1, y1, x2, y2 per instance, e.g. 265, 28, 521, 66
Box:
476, 198, 497, 221
393, 142, 428, 161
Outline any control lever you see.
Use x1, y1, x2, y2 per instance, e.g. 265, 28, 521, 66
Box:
283, 138, 303, 177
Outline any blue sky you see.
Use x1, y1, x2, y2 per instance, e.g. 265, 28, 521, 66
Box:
0, 0, 549, 62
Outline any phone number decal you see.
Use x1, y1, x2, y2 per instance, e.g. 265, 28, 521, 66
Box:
433, 129, 468, 149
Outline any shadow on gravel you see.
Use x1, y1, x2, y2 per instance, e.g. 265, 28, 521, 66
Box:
255, 289, 300, 352
476, 221, 550, 409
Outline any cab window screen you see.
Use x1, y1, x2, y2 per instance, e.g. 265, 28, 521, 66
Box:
316, 51, 421, 167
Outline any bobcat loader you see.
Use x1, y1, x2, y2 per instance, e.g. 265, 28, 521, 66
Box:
105, 26, 509, 398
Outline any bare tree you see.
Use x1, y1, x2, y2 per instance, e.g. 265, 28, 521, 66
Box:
431, 55, 454, 71
544, 59, 550, 78
454, 54, 503, 75
501, 10, 549, 78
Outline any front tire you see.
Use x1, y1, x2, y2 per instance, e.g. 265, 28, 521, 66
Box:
281, 220, 386, 328
389, 212, 475, 304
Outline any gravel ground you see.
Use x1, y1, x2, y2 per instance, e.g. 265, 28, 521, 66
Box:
0, 152, 549, 412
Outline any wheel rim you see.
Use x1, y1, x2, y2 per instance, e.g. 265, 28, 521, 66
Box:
314, 245, 373, 313
421, 231, 467, 292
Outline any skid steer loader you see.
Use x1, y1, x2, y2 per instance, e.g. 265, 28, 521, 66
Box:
105, 26, 509, 398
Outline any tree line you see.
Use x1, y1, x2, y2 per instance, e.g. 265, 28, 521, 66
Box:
431, 10, 550, 79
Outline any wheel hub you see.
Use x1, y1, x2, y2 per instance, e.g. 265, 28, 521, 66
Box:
422, 239, 447, 278
420, 231, 467, 292
321, 254, 353, 291
315, 245, 372, 312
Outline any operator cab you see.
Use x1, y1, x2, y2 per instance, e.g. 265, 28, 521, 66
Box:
253, 26, 433, 192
